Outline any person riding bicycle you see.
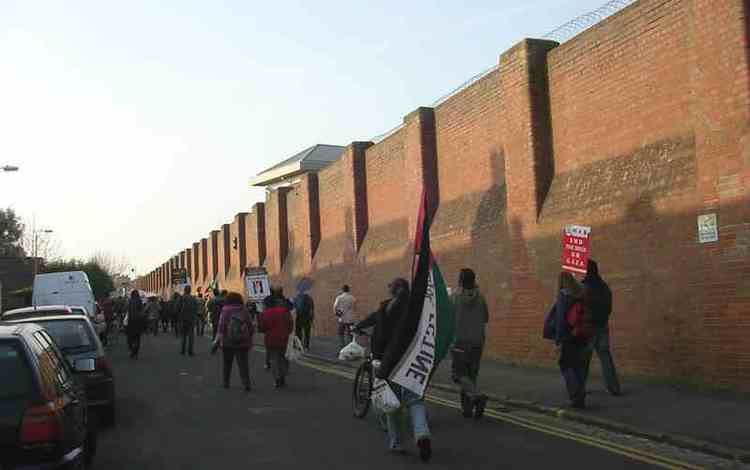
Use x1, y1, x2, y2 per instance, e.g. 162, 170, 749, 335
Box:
352, 278, 432, 461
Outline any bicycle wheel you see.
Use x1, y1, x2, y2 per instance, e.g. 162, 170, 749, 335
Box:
352, 362, 373, 418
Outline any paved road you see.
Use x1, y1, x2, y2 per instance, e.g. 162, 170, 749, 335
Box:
95, 332, 654, 469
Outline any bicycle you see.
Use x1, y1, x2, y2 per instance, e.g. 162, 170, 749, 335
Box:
351, 330, 375, 418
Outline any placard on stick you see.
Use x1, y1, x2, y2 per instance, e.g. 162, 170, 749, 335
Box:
561, 225, 591, 274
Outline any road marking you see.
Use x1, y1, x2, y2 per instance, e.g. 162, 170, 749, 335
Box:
297, 358, 704, 470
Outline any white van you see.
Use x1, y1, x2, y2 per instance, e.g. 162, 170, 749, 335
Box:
32, 271, 96, 319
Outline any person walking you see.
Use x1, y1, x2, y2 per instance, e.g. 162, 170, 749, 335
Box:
159, 299, 169, 333
582, 259, 621, 396
333, 285, 356, 348
215, 292, 254, 391
355, 278, 432, 461
125, 290, 145, 359
196, 293, 207, 337
209, 290, 226, 341
258, 287, 294, 388
293, 290, 314, 351
553, 272, 587, 409
177, 286, 198, 356
170, 292, 181, 337
144, 297, 161, 336
450, 268, 489, 419
100, 296, 114, 346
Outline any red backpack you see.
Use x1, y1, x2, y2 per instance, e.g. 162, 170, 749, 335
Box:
566, 301, 593, 340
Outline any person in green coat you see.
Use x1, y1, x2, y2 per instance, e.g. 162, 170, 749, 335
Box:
450, 268, 489, 419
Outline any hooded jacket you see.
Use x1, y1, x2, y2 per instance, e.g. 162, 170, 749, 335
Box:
583, 260, 612, 328
451, 287, 489, 347
259, 295, 294, 349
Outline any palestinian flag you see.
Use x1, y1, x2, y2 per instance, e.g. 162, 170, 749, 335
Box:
381, 190, 455, 397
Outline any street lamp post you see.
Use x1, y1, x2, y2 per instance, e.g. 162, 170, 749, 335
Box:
32, 229, 54, 276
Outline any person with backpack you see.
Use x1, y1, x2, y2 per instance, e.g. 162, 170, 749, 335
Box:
126, 290, 145, 359
552, 271, 589, 409
215, 292, 254, 391
258, 286, 294, 388
177, 285, 198, 356
450, 268, 490, 419
293, 290, 314, 350
581, 259, 621, 396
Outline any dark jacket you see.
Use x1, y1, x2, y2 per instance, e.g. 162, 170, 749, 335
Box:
356, 295, 408, 359
178, 295, 198, 326
451, 287, 489, 347
294, 293, 315, 324
126, 296, 145, 335
583, 261, 612, 328
259, 296, 293, 349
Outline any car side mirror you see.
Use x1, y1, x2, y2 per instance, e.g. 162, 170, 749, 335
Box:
73, 358, 96, 372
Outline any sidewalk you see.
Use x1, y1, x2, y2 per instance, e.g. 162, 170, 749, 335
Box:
304, 335, 750, 457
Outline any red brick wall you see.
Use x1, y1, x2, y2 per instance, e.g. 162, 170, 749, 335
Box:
141, 0, 750, 389
245, 203, 266, 267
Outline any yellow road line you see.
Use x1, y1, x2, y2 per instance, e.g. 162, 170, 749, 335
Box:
298, 358, 704, 470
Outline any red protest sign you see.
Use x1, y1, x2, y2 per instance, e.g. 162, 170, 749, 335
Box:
561, 225, 591, 274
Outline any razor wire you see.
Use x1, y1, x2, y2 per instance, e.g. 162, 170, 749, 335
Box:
542, 0, 637, 43
370, 0, 637, 143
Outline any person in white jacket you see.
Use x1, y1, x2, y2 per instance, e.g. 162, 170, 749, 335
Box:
333, 285, 356, 348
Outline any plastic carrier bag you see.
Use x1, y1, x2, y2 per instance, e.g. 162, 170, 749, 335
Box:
338, 338, 365, 361
285, 335, 305, 362
372, 378, 401, 414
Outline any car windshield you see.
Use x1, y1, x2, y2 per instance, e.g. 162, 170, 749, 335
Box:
33, 319, 97, 354
0, 341, 33, 399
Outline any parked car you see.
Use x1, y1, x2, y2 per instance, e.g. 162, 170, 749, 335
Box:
0, 322, 96, 469
4, 314, 116, 425
32, 272, 96, 322
1, 305, 74, 321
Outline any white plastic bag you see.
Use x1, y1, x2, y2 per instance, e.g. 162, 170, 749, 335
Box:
285, 335, 304, 362
338, 338, 365, 361
372, 378, 401, 414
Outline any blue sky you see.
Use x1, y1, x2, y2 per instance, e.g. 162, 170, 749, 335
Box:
0, 0, 610, 274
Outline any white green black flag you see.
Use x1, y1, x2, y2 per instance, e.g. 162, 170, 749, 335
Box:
382, 190, 455, 397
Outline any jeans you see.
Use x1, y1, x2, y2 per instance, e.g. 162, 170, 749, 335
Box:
223, 347, 250, 388
385, 384, 430, 450
451, 345, 483, 397
181, 323, 195, 355
127, 333, 141, 357
582, 326, 621, 394
197, 318, 206, 337
559, 341, 586, 405
337, 322, 353, 349
267, 347, 288, 381
295, 321, 312, 350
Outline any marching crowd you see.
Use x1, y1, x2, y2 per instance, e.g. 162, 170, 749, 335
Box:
111, 284, 314, 391
102, 258, 618, 463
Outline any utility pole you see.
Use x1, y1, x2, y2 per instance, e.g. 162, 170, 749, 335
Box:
32, 228, 54, 276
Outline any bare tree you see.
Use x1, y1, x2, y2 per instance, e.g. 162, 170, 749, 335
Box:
89, 251, 134, 278
20, 219, 62, 261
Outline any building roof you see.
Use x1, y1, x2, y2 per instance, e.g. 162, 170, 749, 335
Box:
250, 144, 345, 187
